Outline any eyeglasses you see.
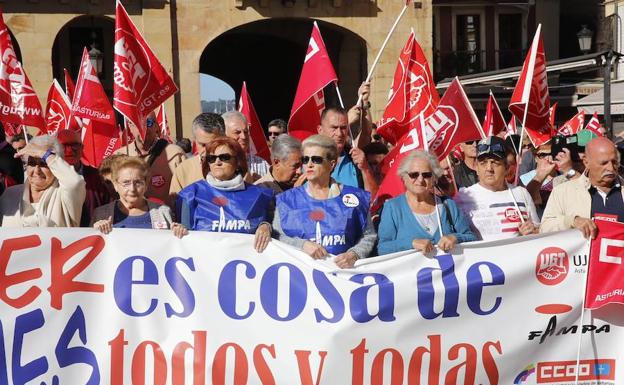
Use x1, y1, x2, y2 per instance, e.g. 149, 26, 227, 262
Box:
145, 118, 156, 128
536, 152, 552, 159
302, 155, 326, 165
407, 171, 433, 180
477, 143, 505, 154
206, 153, 233, 163
27, 157, 48, 168
118, 179, 146, 189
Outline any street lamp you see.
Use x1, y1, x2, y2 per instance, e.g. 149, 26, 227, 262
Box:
577, 25, 593, 54
88, 31, 103, 76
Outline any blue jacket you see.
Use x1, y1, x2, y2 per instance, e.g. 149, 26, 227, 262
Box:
377, 194, 476, 255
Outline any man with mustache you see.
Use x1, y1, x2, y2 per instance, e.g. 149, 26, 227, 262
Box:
541, 137, 621, 239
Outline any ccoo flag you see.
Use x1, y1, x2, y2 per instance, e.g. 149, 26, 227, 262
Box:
584, 111, 604, 136
239, 82, 271, 162
556, 110, 585, 136
585, 219, 624, 309
114, 0, 178, 140
288, 21, 338, 141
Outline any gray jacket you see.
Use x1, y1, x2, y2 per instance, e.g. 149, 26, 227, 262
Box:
91, 200, 174, 229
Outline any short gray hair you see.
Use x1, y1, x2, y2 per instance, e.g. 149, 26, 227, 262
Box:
271, 134, 301, 161
31, 134, 64, 159
302, 134, 338, 161
397, 150, 443, 180
191, 112, 224, 136
222, 111, 247, 127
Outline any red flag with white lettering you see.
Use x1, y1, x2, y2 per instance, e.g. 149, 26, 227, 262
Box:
482, 92, 506, 137
288, 21, 338, 141
156, 104, 172, 143
63, 68, 75, 101
72, 48, 115, 127
0, 11, 45, 132
81, 119, 121, 168
585, 112, 604, 136
239, 82, 271, 162
585, 219, 624, 309
376, 32, 439, 145
557, 110, 585, 136
45, 79, 82, 135
504, 117, 518, 139
509, 24, 552, 147
114, 1, 178, 140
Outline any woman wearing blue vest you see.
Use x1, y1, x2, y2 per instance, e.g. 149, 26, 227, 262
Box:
273, 135, 376, 268
176, 137, 274, 252
377, 150, 476, 255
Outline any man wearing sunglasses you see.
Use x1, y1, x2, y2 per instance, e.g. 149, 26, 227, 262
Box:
452, 140, 480, 188
455, 136, 539, 241
266, 119, 287, 146
115, 111, 186, 206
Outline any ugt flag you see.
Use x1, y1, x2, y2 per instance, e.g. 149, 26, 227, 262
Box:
509, 24, 552, 147
114, 1, 178, 140
239, 81, 271, 162
376, 31, 439, 145
557, 110, 585, 136
44, 79, 81, 135
585, 219, 624, 309
288, 21, 337, 141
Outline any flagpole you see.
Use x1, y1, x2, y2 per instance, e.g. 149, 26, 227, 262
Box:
574, 238, 593, 385
356, 3, 410, 107
22, 126, 29, 144
335, 83, 356, 144
123, 117, 130, 156
507, 185, 525, 224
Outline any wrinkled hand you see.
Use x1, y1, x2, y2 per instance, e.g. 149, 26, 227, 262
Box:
350, 148, 369, 172
15, 143, 48, 160
348, 105, 363, 125
573, 216, 597, 239
254, 223, 272, 253
437, 235, 457, 252
293, 173, 307, 187
335, 250, 359, 269
303, 240, 329, 259
358, 81, 371, 103
171, 222, 188, 238
412, 239, 434, 253
534, 155, 556, 181
518, 220, 538, 236
94, 216, 113, 234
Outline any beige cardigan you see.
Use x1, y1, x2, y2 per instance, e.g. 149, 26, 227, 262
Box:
540, 174, 593, 233
0, 155, 86, 227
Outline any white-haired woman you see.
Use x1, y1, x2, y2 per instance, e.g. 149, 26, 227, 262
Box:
377, 150, 476, 255
0, 135, 86, 227
273, 134, 377, 268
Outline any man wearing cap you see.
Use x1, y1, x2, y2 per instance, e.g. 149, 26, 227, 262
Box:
455, 136, 539, 241
541, 136, 622, 239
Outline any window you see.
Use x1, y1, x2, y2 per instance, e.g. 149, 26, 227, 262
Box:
499, 13, 523, 68
456, 14, 481, 73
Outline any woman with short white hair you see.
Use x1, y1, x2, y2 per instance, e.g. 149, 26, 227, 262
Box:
377, 150, 476, 255
0, 135, 86, 227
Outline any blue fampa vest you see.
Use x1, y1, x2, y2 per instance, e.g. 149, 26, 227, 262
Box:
177, 181, 273, 233
276, 185, 370, 254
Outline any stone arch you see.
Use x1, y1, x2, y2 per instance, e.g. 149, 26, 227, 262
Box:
199, 18, 368, 128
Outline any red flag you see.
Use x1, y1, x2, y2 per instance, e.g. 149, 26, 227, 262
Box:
372, 78, 483, 211
63, 68, 75, 101
239, 82, 271, 162
585, 219, 624, 309
72, 48, 115, 127
376, 32, 439, 144
585, 112, 604, 136
0, 11, 45, 132
45, 79, 81, 135
482, 92, 506, 137
114, 1, 178, 140
288, 21, 338, 141
156, 104, 172, 143
549, 102, 557, 127
509, 25, 552, 147
504, 117, 518, 139
81, 119, 121, 168
557, 110, 585, 136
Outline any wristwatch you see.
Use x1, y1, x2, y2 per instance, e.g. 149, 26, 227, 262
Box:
41, 148, 56, 163
565, 169, 577, 179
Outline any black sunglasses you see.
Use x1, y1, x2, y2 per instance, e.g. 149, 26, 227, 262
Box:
372, 134, 382, 141
302, 155, 325, 165
27, 157, 48, 168
206, 153, 233, 163
407, 171, 433, 179
465, 140, 477, 145
268, 132, 281, 137
477, 143, 505, 153
536, 152, 552, 159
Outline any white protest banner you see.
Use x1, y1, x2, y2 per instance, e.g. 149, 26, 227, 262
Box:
0, 228, 621, 385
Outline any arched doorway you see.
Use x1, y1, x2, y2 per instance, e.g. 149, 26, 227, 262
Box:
51, 16, 114, 97
199, 18, 368, 128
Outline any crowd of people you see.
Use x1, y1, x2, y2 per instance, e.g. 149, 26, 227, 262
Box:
0, 82, 621, 268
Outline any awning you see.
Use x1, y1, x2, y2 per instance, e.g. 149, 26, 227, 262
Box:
576, 81, 624, 115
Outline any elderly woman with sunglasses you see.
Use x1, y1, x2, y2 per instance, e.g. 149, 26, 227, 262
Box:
273, 135, 377, 268
0, 135, 86, 227
377, 151, 476, 255
91, 156, 187, 237
176, 137, 274, 252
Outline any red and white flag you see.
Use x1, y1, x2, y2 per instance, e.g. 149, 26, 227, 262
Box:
239, 81, 271, 162
114, 1, 178, 140
509, 24, 552, 147
156, 104, 172, 143
557, 110, 585, 136
72, 48, 115, 126
376, 31, 439, 145
81, 119, 121, 168
504, 117, 518, 139
585, 219, 624, 309
549, 102, 557, 127
482, 92, 506, 137
63, 68, 75, 101
585, 111, 604, 136
0, 11, 45, 132
288, 21, 338, 141
44, 79, 81, 135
